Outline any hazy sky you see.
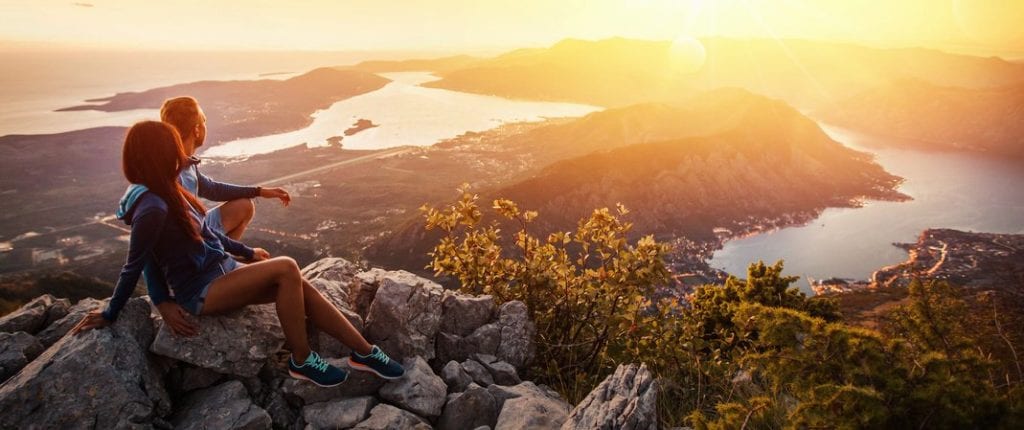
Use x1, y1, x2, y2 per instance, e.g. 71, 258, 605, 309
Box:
2, 0, 1023, 55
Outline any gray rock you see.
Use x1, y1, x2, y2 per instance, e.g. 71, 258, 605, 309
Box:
170, 380, 271, 430
281, 359, 385, 405
460, 359, 494, 387
438, 384, 498, 430
0, 297, 170, 429
474, 354, 521, 386
351, 269, 388, 318
435, 323, 501, 365
306, 277, 365, 358
150, 303, 284, 377
364, 272, 444, 361
35, 297, 105, 347
440, 360, 473, 393
264, 389, 299, 429
176, 364, 225, 393
352, 404, 431, 430
562, 363, 658, 430
302, 396, 378, 429
302, 257, 359, 284
488, 382, 571, 430
379, 356, 447, 418
0, 294, 71, 335
0, 331, 43, 382
496, 301, 536, 371
440, 292, 494, 336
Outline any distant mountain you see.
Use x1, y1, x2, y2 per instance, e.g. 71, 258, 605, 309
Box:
405, 37, 1024, 109
494, 92, 907, 240
343, 55, 482, 74
818, 79, 1024, 158
59, 68, 391, 145
422, 38, 692, 107
368, 90, 906, 269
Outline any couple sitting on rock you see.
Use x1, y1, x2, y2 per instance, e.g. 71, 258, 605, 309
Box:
70, 96, 404, 386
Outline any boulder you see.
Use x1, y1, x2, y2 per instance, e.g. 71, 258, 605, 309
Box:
475, 353, 521, 386
364, 272, 444, 361
488, 382, 571, 430
435, 322, 501, 365
379, 356, 447, 418
170, 364, 225, 393
0, 332, 44, 382
263, 389, 299, 430
440, 292, 494, 336
352, 404, 431, 430
169, 380, 271, 430
0, 297, 170, 429
496, 301, 536, 371
351, 269, 388, 318
460, 358, 494, 387
0, 294, 70, 335
301, 257, 360, 284
306, 277, 365, 358
562, 363, 658, 430
150, 303, 284, 377
35, 297, 105, 347
281, 359, 385, 405
440, 360, 473, 393
438, 384, 499, 430
302, 396, 378, 429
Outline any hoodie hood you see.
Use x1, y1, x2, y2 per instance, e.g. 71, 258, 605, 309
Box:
116, 184, 150, 224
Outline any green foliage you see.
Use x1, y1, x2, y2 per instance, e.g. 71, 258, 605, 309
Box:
423, 184, 671, 386
423, 188, 1023, 428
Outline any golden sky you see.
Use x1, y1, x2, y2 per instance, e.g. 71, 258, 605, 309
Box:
1, 0, 1022, 55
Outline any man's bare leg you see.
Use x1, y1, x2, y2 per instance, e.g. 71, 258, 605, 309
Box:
215, 198, 256, 240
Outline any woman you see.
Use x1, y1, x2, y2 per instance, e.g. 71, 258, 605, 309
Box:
71, 121, 403, 387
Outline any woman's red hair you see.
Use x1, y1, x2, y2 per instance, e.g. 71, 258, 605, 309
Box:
122, 121, 206, 242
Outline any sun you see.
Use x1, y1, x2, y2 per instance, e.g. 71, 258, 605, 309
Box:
669, 35, 707, 73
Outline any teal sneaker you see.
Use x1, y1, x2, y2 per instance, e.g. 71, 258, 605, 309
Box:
288, 351, 348, 387
348, 345, 405, 380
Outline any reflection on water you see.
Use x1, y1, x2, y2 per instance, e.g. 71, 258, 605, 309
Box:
709, 123, 1024, 287
203, 72, 601, 157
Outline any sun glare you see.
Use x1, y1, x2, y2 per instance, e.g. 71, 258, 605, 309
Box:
669, 35, 706, 73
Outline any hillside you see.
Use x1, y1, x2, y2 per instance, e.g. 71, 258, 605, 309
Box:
495, 92, 906, 240
368, 90, 906, 270
819, 79, 1024, 158
58, 68, 391, 145
402, 37, 1024, 109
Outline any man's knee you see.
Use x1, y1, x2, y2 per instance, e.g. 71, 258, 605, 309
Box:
237, 198, 256, 222
222, 198, 255, 226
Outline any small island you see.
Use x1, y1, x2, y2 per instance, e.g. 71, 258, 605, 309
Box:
344, 118, 378, 136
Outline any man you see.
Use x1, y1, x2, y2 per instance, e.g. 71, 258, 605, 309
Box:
149, 96, 291, 336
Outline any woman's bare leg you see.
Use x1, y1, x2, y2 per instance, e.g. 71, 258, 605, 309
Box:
201, 257, 311, 361
302, 279, 373, 355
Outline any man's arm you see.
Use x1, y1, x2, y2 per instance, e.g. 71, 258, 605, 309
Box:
196, 170, 260, 202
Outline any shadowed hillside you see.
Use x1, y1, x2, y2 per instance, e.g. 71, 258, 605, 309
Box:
58, 68, 391, 145
368, 89, 907, 270
819, 79, 1024, 158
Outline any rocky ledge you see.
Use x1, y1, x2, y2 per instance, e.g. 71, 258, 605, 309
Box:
0, 258, 658, 429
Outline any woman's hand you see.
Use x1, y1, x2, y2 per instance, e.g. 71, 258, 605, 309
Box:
252, 247, 271, 261
156, 301, 199, 337
70, 310, 110, 335
259, 187, 291, 207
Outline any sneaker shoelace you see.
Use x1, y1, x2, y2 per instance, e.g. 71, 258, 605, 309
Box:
304, 352, 329, 372
368, 348, 390, 365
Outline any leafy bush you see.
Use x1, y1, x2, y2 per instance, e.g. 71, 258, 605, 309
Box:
423, 188, 1022, 428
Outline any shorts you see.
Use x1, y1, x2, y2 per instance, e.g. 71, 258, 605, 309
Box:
179, 257, 241, 316
205, 206, 225, 234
